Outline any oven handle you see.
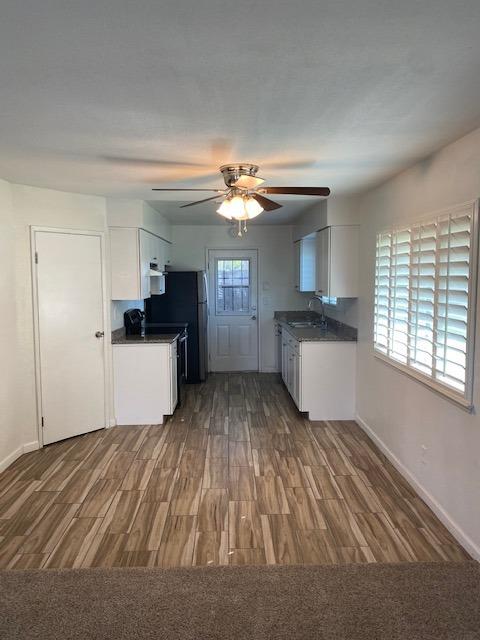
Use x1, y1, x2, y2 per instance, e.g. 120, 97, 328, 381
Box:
177, 334, 188, 381
183, 336, 188, 380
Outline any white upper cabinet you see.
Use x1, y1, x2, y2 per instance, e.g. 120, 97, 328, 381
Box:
138, 228, 152, 299
294, 236, 316, 292
315, 225, 359, 298
110, 227, 170, 300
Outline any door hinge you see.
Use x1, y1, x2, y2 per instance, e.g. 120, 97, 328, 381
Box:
35, 252, 38, 264
41, 416, 44, 428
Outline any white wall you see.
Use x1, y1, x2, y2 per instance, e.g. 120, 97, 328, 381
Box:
293, 200, 328, 241
106, 198, 172, 242
356, 126, 480, 558
293, 195, 359, 240
111, 299, 145, 330
171, 224, 305, 372
0, 180, 22, 470
296, 290, 359, 327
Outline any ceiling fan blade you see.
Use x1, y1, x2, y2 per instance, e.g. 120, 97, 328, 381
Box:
233, 174, 265, 190
102, 155, 210, 168
152, 188, 222, 192
180, 194, 225, 208
252, 193, 282, 211
262, 187, 331, 197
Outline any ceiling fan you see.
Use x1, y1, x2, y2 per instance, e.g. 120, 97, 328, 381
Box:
152, 163, 330, 236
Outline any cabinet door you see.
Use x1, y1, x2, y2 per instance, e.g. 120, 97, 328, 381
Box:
315, 227, 330, 296
151, 236, 166, 271
287, 343, 293, 394
300, 237, 316, 292
281, 337, 288, 384
110, 228, 141, 300
138, 229, 152, 299
276, 325, 283, 373
292, 349, 300, 406
170, 341, 178, 412
294, 241, 301, 290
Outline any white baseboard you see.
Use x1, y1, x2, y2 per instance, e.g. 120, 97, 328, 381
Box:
261, 366, 280, 373
108, 418, 116, 428
0, 445, 24, 473
356, 414, 480, 562
0, 440, 40, 473
23, 440, 40, 454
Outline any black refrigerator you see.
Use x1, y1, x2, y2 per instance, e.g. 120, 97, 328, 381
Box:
145, 271, 208, 383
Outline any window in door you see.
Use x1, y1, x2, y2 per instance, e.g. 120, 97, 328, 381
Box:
215, 258, 250, 315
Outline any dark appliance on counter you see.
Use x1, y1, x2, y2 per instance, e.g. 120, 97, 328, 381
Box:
145, 271, 208, 383
124, 308, 145, 335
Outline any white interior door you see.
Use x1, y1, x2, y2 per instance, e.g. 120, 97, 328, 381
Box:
208, 249, 258, 372
33, 230, 107, 445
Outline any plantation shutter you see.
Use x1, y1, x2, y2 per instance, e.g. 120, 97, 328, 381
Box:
374, 202, 478, 407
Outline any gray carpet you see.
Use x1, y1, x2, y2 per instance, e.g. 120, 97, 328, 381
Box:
1, 563, 480, 639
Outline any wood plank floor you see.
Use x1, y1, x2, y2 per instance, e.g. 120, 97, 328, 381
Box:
0, 373, 471, 569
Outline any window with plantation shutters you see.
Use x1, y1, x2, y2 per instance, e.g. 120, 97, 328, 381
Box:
374, 201, 478, 408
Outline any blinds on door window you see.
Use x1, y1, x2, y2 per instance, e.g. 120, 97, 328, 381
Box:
374, 201, 478, 408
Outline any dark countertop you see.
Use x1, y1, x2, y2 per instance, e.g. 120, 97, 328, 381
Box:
274, 311, 357, 343
111, 326, 183, 345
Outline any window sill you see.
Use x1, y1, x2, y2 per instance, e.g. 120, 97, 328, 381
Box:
374, 350, 473, 413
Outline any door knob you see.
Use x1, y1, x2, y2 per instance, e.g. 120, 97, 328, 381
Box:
95, 331, 104, 338
251, 315, 257, 320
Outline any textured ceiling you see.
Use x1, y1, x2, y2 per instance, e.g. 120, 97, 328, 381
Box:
1, 0, 480, 224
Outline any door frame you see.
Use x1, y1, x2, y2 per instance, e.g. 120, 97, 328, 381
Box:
30, 226, 110, 447
205, 247, 260, 372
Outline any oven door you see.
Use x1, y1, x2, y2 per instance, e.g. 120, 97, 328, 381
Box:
177, 333, 187, 406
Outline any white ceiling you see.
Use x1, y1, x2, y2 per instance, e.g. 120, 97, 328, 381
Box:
1, 0, 480, 224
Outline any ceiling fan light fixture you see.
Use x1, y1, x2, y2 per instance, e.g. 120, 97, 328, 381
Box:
216, 199, 232, 219
245, 196, 263, 219
229, 195, 247, 220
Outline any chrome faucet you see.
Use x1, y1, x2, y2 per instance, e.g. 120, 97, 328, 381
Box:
307, 295, 327, 326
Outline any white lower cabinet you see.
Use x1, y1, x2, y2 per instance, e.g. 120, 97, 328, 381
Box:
281, 328, 355, 420
281, 335, 301, 407
113, 341, 178, 425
